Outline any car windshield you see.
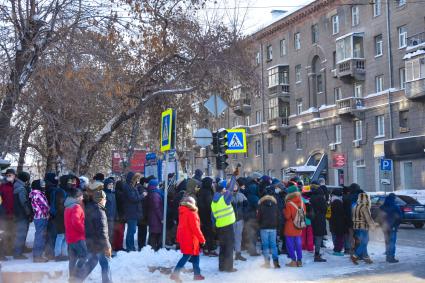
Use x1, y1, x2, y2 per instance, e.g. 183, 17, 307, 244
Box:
397, 195, 421, 205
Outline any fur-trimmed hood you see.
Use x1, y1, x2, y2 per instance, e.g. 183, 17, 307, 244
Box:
259, 194, 277, 205
180, 200, 198, 212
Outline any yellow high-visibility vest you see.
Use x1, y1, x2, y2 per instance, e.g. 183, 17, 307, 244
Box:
211, 195, 236, 228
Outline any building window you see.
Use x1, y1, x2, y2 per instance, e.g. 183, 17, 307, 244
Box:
281, 136, 286, 151
255, 51, 260, 65
398, 25, 407, 48
317, 74, 323, 93
255, 140, 261, 156
296, 132, 302, 149
375, 115, 385, 137
332, 51, 337, 69
280, 39, 286, 56
354, 82, 363, 97
354, 159, 366, 190
335, 124, 342, 144
268, 66, 289, 87
245, 115, 250, 126
336, 34, 364, 62
332, 15, 339, 35
401, 161, 413, 189
266, 45, 272, 61
296, 100, 303, 115
334, 87, 342, 102
269, 97, 279, 119
294, 32, 301, 50
398, 0, 406, 7
399, 110, 409, 129
268, 138, 273, 154
311, 24, 319, 44
375, 34, 383, 57
399, 68, 406, 89
351, 5, 359, 26
295, 64, 301, 83
355, 120, 363, 141
375, 75, 384, 92
373, 0, 381, 17
255, 110, 262, 124
405, 57, 425, 81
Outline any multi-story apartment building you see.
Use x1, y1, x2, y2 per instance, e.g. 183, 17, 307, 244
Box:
215, 0, 425, 191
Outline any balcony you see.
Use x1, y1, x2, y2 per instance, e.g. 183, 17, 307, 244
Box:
336, 59, 365, 80
336, 97, 365, 118
407, 31, 425, 49
267, 117, 289, 136
405, 78, 425, 100
233, 98, 251, 116
268, 84, 290, 101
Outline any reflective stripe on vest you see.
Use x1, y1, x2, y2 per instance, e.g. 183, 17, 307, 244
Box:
211, 196, 236, 228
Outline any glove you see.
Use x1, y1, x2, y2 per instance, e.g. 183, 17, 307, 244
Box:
200, 242, 206, 248
105, 248, 112, 258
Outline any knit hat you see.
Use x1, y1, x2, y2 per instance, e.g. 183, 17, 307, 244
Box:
5, 168, 15, 175
271, 178, 280, 185
250, 172, 262, 180
287, 185, 299, 194
44, 172, 58, 185
31, 179, 46, 190
104, 178, 115, 189
79, 176, 89, 189
331, 188, 343, 197
148, 179, 159, 188
93, 190, 106, 204
89, 181, 104, 191
265, 185, 275, 196
17, 171, 30, 183
93, 173, 105, 182
261, 175, 271, 184
216, 180, 227, 192
236, 177, 246, 187
194, 169, 203, 179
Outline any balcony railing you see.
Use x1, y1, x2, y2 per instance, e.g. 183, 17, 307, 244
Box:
405, 78, 425, 100
233, 98, 251, 116
336, 97, 365, 116
336, 58, 365, 80
407, 31, 425, 48
267, 117, 289, 135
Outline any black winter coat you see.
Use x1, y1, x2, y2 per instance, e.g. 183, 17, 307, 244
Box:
257, 195, 279, 229
115, 181, 126, 222
53, 187, 67, 233
330, 198, 346, 235
197, 179, 214, 228
85, 201, 111, 253
310, 189, 327, 237
342, 194, 354, 229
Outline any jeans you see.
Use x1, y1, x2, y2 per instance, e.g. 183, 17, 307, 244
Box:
217, 225, 234, 271
174, 254, 200, 275
260, 229, 278, 261
80, 253, 112, 283
354, 229, 369, 259
126, 220, 137, 251
384, 229, 397, 259
68, 240, 88, 281
14, 219, 29, 256
55, 233, 68, 257
314, 236, 323, 255
45, 219, 57, 257
33, 219, 48, 257
233, 220, 244, 253
286, 236, 302, 261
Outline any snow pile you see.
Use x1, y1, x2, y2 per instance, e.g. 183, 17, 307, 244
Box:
403, 49, 425, 60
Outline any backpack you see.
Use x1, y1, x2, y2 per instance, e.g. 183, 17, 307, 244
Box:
289, 201, 307, 230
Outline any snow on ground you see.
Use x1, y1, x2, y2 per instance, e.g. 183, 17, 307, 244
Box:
3, 232, 425, 283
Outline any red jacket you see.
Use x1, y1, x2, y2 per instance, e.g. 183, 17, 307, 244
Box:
0, 182, 14, 216
284, 192, 305, 237
176, 204, 205, 256
64, 199, 85, 244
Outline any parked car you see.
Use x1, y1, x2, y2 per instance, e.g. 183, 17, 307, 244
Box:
370, 194, 425, 229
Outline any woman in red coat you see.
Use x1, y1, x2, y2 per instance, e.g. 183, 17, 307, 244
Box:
170, 196, 206, 283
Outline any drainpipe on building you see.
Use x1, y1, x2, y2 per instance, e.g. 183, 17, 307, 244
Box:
386, 0, 396, 192
260, 42, 266, 174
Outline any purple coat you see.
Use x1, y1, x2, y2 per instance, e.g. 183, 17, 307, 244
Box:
146, 187, 164, 233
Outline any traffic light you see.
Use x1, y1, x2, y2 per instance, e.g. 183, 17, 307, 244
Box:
212, 132, 219, 154
215, 129, 229, 170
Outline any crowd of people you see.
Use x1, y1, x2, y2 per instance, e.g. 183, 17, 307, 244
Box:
0, 167, 403, 283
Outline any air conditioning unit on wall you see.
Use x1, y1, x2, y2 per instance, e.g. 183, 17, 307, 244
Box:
353, 140, 361, 148
329, 143, 336, 151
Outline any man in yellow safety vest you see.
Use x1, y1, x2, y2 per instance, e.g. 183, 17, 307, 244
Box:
211, 176, 237, 272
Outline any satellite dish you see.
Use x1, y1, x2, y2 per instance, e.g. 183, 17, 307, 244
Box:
194, 128, 213, 147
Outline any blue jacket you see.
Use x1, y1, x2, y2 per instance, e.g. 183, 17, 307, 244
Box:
103, 186, 117, 222
379, 193, 402, 231
244, 181, 259, 219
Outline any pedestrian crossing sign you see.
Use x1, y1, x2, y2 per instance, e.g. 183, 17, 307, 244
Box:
160, 108, 175, 152
226, 129, 247, 154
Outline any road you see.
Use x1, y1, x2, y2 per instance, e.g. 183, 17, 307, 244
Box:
323, 224, 425, 282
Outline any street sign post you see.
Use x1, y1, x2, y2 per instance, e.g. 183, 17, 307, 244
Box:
160, 108, 176, 249
226, 129, 247, 154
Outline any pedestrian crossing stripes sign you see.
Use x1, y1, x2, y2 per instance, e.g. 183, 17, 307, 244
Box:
226, 129, 247, 154
160, 108, 175, 152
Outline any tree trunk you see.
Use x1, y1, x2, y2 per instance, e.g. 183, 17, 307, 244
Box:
123, 116, 140, 174
16, 120, 34, 174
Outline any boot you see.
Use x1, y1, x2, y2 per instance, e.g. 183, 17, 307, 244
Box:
332, 251, 344, 256
55, 255, 69, 262
261, 260, 271, 268
350, 255, 359, 265
314, 254, 327, 262
296, 260, 303, 267
13, 254, 28, 260
170, 273, 182, 283
33, 256, 49, 263
364, 257, 373, 264
387, 257, 399, 263
235, 252, 247, 261
249, 252, 261, 257
273, 259, 281, 269
286, 260, 298, 267
194, 274, 205, 281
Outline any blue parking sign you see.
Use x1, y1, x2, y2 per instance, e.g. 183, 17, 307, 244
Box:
380, 159, 392, 171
